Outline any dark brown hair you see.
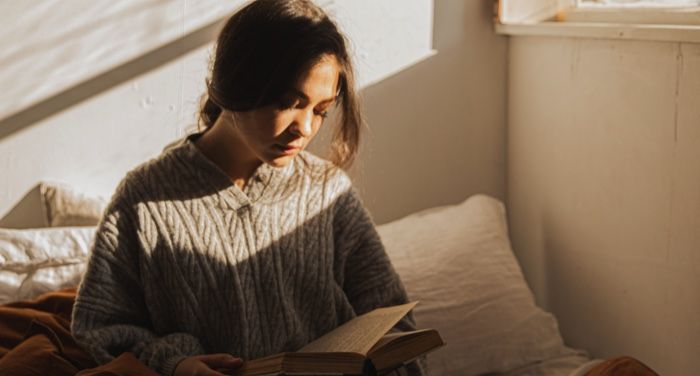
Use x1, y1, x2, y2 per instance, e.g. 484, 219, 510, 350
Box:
199, 0, 361, 168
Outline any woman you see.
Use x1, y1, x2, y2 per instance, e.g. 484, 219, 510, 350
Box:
71, 1, 424, 375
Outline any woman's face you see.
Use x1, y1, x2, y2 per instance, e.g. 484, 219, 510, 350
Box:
230, 54, 341, 168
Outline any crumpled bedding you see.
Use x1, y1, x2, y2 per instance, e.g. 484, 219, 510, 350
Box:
0, 227, 95, 304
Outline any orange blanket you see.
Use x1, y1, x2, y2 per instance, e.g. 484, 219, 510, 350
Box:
0, 288, 157, 376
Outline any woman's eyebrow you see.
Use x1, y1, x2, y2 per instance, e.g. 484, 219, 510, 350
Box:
290, 88, 336, 104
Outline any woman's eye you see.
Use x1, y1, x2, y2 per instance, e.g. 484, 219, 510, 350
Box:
277, 98, 298, 110
315, 110, 329, 118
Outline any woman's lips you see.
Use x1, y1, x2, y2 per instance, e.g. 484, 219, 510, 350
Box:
275, 143, 302, 155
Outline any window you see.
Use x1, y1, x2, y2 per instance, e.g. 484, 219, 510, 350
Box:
567, 0, 700, 24
576, 0, 700, 8
496, 0, 700, 42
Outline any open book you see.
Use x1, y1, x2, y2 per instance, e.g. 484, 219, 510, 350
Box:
232, 302, 444, 376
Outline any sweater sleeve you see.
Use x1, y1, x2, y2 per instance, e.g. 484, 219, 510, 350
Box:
332, 185, 427, 375
71, 186, 203, 376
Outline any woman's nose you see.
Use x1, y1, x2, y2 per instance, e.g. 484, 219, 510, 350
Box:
291, 109, 313, 137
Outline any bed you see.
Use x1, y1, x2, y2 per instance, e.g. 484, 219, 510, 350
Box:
0, 182, 659, 375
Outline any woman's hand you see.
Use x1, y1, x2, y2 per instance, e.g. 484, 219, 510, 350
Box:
173, 353, 243, 376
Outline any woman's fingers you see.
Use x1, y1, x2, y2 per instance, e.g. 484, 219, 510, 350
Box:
197, 353, 244, 370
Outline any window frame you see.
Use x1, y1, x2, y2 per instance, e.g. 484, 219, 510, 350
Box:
566, 1, 700, 25
496, 0, 700, 43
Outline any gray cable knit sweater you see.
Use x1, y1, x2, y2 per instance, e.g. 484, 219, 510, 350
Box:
71, 135, 423, 376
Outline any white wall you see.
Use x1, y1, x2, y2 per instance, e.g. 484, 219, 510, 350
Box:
0, 0, 444, 227
352, 0, 508, 224
507, 36, 700, 376
0, 0, 244, 122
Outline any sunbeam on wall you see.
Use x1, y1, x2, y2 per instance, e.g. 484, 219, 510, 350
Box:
0, 0, 435, 222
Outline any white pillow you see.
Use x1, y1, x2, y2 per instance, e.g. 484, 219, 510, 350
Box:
0, 226, 95, 304
377, 195, 586, 375
39, 181, 107, 227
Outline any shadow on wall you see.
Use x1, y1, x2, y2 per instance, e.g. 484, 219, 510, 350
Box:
341, 0, 507, 224
0, 16, 226, 141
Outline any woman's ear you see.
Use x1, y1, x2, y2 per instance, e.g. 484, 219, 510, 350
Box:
222, 110, 237, 126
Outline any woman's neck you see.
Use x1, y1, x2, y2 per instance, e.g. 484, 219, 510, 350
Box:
193, 114, 262, 190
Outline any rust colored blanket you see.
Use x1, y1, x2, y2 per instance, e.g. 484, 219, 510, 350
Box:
0, 288, 158, 376
0, 289, 660, 376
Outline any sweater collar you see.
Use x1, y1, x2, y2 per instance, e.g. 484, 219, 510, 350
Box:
176, 132, 294, 210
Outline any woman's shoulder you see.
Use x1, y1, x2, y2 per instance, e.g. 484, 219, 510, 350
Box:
109, 141, 195, 205
128, 148, 180, 183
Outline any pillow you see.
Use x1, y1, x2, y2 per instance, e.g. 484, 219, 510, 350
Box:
0, 227, 95, 304
39, 181, 107, 227
377, 194, 587, 375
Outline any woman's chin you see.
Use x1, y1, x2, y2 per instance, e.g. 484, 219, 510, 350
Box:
267, 154, 294, 167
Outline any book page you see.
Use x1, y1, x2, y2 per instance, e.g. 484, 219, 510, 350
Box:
368, 329, 424, 354
299, 302, 417, 355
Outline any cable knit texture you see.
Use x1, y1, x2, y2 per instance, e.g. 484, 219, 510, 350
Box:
71, 135, 424, 376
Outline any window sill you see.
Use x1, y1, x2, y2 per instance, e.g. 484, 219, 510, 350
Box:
495, 21, 700, 44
